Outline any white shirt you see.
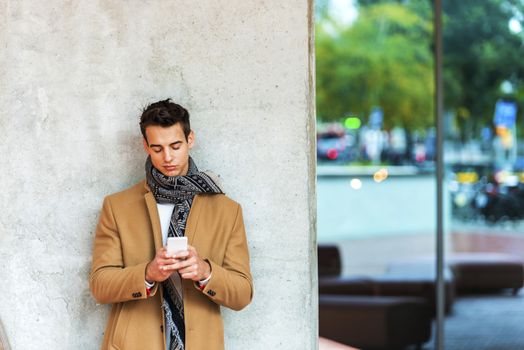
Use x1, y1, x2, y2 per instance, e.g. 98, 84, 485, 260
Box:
157, 203, 176, 245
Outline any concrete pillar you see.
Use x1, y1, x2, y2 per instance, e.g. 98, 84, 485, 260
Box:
0, 1, 317, 349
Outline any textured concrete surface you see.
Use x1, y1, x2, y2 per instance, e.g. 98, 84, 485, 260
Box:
0, 1, 316, 349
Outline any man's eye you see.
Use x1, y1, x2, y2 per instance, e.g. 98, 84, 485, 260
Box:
172, 146, 181, 151
153, 149, 162, 153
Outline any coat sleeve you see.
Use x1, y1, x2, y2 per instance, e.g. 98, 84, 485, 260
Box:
197, 204, 254, 311
89, 196, 155, 304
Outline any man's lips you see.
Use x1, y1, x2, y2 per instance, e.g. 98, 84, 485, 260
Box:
164, 165, 177, 171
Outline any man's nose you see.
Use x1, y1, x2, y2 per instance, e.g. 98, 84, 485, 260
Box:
163, 149, 174, 162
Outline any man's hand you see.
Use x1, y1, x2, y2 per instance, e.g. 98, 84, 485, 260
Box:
145, 245, 211, 283
173, 245, 212, 281
145, 247, 183, 283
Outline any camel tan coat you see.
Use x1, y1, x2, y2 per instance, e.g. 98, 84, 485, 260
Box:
90, 180, 253, 350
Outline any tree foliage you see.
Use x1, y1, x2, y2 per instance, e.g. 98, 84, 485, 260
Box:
316, 0, 524, 135
316, 2, 434, 130
442, 0, 524, 137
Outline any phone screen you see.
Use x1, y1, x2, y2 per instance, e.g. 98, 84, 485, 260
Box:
166, 237, 188, 254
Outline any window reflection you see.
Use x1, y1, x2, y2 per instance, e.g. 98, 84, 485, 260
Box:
316, 0, 524, 349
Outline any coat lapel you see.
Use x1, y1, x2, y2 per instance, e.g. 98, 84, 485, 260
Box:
144, 189, 164, 250
185, 194, 203, 245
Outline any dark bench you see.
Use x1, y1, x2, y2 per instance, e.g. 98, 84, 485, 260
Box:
448, 253, 524, 295
319, 244, 455, 315
388, 252, 524, 295
319, 274, 455, 316
320, 295, 432, 350
318, 245, 434, 349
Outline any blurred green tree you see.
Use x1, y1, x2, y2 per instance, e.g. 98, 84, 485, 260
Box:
442, 0, 524, 138
316, 0, 524, 136
316, 2, 434, 130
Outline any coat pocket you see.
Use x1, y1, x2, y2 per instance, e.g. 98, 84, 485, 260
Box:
112, 303, 131, 348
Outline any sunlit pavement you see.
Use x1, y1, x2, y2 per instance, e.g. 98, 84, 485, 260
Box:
317, 173, 438, 242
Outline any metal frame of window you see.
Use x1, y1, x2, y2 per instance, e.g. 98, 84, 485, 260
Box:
434, 0, 445, 349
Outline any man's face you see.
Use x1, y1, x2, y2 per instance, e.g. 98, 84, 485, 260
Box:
143, 123, 195, 177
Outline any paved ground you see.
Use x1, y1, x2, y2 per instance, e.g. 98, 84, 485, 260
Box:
426, 289, 524, 350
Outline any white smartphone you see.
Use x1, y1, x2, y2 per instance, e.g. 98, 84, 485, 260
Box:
166, 236, 188, 255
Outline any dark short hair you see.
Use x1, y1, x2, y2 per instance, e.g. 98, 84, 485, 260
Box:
139, 99, 191, 142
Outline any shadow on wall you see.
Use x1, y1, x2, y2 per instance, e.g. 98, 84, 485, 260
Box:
0, 319, 10, 350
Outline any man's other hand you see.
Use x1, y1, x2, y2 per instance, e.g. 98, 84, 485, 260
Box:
175, 245, 211, 281
145, 247, 184, 283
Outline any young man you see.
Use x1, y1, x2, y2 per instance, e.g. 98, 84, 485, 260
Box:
90, 99, 253, 350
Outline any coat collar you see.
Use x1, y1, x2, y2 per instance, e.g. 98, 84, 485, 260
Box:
142, 179, 203, 249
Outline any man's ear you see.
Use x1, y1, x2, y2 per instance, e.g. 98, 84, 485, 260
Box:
187, 130, 195, 149
142, 138, 150, 154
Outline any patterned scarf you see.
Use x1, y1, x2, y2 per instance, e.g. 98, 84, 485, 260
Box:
146, 156, 222, 350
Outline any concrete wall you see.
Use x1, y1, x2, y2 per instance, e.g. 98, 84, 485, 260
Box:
0, 1, 317, 349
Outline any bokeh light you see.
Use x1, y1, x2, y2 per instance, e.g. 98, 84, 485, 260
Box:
350, 178, 362, 190
344, 117, 361, 129
373, 168, 389, 183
